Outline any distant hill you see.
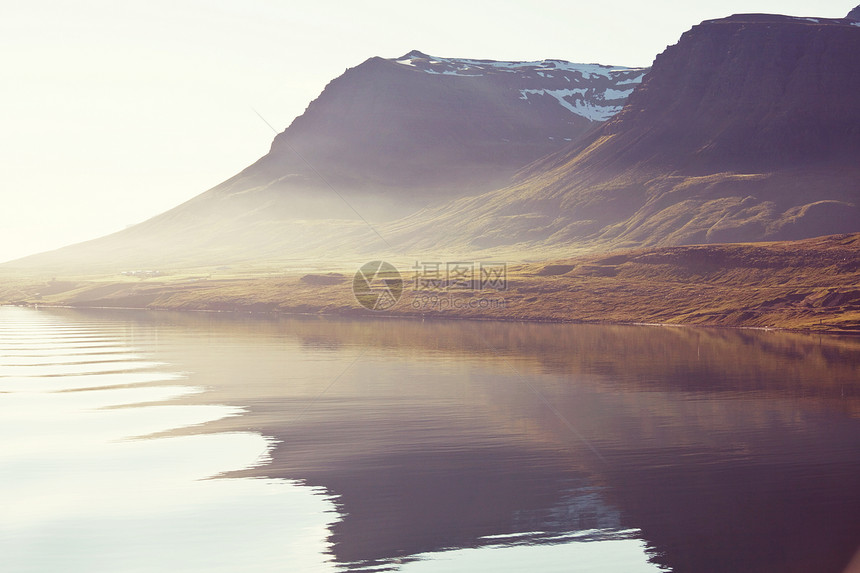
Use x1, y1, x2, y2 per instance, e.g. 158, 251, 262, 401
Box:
389, 14, 860, 253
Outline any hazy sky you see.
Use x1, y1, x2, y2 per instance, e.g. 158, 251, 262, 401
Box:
1, 0, 855, 264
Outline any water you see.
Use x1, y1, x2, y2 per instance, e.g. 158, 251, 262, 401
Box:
1, 306, 858, 573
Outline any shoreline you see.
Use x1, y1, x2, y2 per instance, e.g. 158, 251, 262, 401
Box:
4, 301, 858, 337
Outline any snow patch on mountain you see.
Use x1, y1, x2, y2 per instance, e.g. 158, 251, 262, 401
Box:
604, 87, 635, 99
566, 101, 623, 122
519, 89, 624, 121
520, 88, 588, 99
617, 74, 645, 85
393, 51, 643, 80
393, 51, 648, 123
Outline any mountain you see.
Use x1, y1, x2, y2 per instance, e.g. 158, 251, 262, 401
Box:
226, 50, 646, 218
387, 14, 860, 253
166, 51, 646, 222
848, 4, 860, 20
2, 52, 645, 272
6, 11, 860, 275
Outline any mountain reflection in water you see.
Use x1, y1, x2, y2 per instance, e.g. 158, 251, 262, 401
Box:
3, 307, 858, 573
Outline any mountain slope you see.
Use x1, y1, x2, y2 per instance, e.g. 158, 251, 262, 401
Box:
387, 14, 860, 253
191, 51, 646, 223
254, 50, 647, 212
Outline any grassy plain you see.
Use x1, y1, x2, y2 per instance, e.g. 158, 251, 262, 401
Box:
1, 234, 857, 334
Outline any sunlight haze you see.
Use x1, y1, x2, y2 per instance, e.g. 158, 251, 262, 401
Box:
0, 0, 854, 263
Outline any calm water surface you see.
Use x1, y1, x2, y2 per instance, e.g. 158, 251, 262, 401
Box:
1, 306, 859, 572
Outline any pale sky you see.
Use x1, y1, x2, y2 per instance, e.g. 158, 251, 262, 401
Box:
1, 0, 855, 264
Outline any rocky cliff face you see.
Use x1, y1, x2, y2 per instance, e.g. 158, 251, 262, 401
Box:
598, 14, 860, 173
389, 14, 860, 252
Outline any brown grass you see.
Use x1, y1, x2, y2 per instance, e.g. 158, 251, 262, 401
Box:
1, 234, 858, 334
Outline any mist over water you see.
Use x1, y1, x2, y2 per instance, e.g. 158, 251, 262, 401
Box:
1, 306, 858, 572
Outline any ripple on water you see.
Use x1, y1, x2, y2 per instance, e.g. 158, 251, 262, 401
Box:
0, 307, 338, 573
